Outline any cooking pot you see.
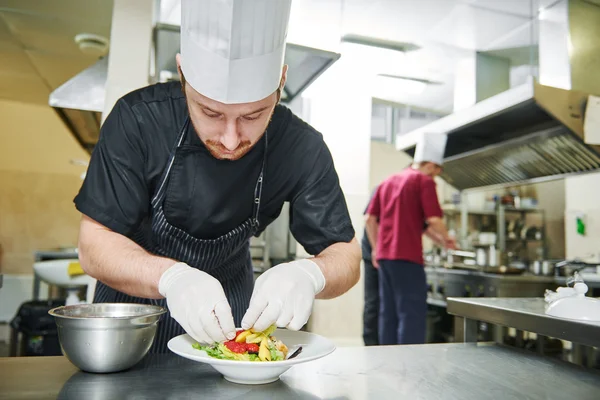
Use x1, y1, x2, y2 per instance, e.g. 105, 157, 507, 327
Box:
531, 260, 555, 276
476, 248, 487, 266
473, 245, 501, 267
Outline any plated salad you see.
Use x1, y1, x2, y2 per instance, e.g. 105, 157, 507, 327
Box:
193, 324, 289, 361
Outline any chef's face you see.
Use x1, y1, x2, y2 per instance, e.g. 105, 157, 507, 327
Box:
176, 55, 287, 161
421, 162, 442, 177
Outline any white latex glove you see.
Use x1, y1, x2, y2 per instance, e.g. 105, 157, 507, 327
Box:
241, 259, 325, 332
158, 262, 236, 344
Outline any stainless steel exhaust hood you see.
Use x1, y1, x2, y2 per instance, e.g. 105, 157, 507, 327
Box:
396, 0, 600, 191
49, 23, 340, 155
48, 57, 107, 154
396, 80, 600, 190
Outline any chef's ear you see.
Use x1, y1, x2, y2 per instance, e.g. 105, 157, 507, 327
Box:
279, 65, 288, 90
176, 54, 184, 82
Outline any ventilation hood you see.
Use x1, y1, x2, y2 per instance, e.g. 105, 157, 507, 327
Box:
49, 23, 340, 154
396, 80, 600, 190
396, 0, 600, 191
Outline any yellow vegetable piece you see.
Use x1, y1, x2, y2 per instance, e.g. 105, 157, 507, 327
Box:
258, 337, 271, 361
246, 333, 264, 344
235, 330, 251, 343
246, 333, 257, 342
250, 324, 276, 335
263, 324, 277, 336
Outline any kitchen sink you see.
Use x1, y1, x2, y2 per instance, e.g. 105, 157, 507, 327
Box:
33, 259, 95, 305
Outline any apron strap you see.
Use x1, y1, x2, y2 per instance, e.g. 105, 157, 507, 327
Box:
151, 118, 190, 205
252, 131, 268, 225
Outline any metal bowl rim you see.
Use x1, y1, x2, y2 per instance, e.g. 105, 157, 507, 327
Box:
48, 303, 167, 320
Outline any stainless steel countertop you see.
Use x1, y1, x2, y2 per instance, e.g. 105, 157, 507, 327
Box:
447, 297, 600, 347
425, 266, 556, 282
1, 343, 600, 399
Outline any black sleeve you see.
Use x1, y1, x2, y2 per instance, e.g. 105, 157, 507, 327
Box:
289, 143, 356, 255
73, 99, 149, 236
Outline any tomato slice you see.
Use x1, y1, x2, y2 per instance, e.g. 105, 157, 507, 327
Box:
245, 343, 259, 353
224, 340, 247, 354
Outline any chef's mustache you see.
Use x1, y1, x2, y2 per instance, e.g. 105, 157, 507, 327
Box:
205, 139, 252, 160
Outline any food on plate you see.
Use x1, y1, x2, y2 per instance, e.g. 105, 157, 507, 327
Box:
193, 324, 289, 361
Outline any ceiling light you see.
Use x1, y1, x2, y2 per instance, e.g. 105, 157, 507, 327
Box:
340, 34, 420, 53
378, 74, 443, 86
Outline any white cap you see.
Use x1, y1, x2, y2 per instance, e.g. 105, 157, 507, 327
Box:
180, 0, 292, 104
413, 132, 447, 165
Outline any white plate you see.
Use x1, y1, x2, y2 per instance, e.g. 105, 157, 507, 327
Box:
167, 329, 336, 385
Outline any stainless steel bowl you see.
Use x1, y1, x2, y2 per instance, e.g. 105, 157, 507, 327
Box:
48, 303, 167, 373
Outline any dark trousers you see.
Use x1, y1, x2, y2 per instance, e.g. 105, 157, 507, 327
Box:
362, 259, 379, 346
378, 260, 427, 345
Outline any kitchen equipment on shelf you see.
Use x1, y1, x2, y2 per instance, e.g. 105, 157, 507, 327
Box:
444, 249, 476, 267
554, 258, 600, 277
476, 248, 487, 266
48, 303, 166, 373
507, 219, 525, 240
477, 232, 497, 246
469, 244, 503, 267
488, 245, 501, 267
531, 259, 558, 276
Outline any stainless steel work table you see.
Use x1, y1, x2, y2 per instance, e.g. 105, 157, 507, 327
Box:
425, 266, 557, 283
2, 343, 600, 399
447, 297, 600, 348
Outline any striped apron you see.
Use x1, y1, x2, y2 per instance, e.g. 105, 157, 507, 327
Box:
93, 117, 267, 353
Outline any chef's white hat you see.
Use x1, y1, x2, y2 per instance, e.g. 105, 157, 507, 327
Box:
413, 132, 448, 165
180, 0, 292, 104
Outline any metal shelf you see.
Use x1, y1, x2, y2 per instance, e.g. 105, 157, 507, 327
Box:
446, 203, 547, 259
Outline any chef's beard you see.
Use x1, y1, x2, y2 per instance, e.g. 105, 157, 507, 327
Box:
188, 106, 276, 161
204, 139, 252, 160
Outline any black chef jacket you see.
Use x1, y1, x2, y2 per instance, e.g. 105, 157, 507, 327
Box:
74, 82, 355, 255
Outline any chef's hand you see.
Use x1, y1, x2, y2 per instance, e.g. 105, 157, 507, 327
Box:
445, 237, 458, 250
159, 262, 236, 344
371, 250, 379, 268
241, 259, 325, 332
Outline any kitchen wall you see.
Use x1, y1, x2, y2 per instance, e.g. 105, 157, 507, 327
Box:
0, 98, 87, 320
369, 140, 412, 193
565, 172, 600, 261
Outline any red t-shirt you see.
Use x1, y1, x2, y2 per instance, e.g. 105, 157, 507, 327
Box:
366, 168, 443, 265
